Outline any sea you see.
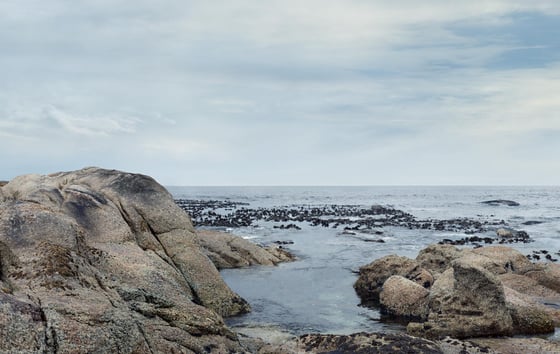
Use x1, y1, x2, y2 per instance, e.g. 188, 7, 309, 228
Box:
168, 186, 560, 336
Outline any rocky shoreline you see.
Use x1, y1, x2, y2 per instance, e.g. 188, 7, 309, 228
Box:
1, 168, 558, 353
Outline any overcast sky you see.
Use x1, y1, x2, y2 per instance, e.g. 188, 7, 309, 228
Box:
1, 1, 559, 185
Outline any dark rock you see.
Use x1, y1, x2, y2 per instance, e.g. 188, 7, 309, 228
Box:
481, 200, 520, 207
522, 220, 544, 225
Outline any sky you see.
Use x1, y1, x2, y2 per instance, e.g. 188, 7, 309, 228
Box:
1, 1, 559, 186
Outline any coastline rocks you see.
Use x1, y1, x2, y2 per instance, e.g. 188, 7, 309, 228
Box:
197, 230, 295, 269
356, 244, 559, 340
354, 255, 433, 306
409, 258, 514, 339
0, 168, 251, 353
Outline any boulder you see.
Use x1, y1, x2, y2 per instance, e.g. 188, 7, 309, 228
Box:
0, 167, 251, 353
526, 263, 560, 293
380, 275, 429, 320
354, 255, 433, 305
504, 287, 557, 335
197, 230, 294, 269
408, 258, 513, 339
472, 246, 534, 275
416, 244, 466, 275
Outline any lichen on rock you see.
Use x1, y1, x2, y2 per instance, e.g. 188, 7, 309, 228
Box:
0, 167, 252, 353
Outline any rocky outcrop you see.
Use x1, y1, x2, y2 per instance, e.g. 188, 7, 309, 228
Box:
0, 167, 252, 353
356, 245, 560, 340
408, 257, 514, 339
197, 230, 295, 269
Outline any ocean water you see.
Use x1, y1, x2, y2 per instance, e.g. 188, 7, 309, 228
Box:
168, 186, 560, 335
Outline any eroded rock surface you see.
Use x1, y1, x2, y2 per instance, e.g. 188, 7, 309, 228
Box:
0, 167, 251, 353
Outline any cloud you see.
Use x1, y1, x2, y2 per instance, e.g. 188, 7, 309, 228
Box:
45, 106, 140, 137
1, 1, 559, 184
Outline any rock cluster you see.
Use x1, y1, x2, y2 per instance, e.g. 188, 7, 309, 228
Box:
0, 168, 264, 353
355, 244, 560, 340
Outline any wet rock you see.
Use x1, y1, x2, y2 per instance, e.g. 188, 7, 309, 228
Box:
481, 200, 520, 207
0, 168, 251, 353
176, 199, 507, 236
380, 275, 429, 320
197, 230, 295, 269
354, 255, 433, 306
522, 220, 543, 225
273, 223, 301, 230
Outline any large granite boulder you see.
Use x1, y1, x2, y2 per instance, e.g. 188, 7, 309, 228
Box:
0, 168, 251, 353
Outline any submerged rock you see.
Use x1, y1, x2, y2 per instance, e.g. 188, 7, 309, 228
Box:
481, 200, 520, 207
0, 167, 251, 353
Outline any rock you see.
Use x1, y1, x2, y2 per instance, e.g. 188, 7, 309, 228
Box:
481, 200, 520, 207
266, 332, 496, 354
408, 258, 513, 339
526, 262, 560, 293
354, 255, 433, 305
504, 287, 554, 335
471, 337, 560, 354
197, 230, 294, 269
0, 167, 251, 353
500, 273, 560, 326
285, 332, 444, 354
469, 246, 535, 275
416, 244, 466, 276
380, 275, 429, 320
